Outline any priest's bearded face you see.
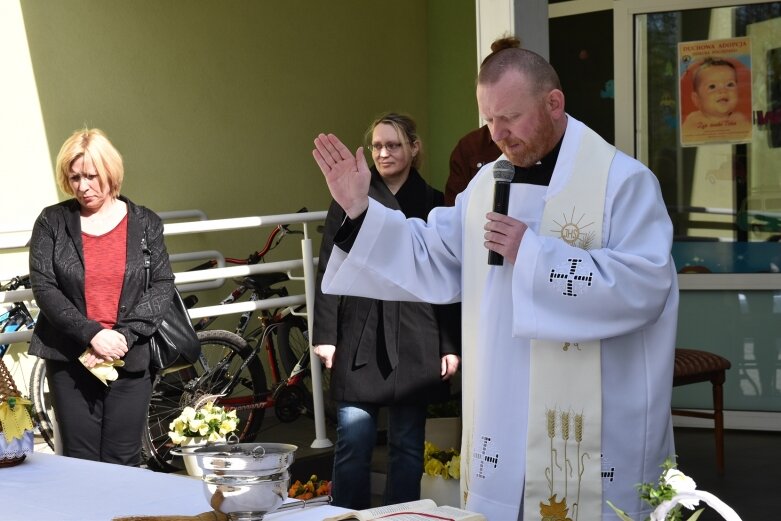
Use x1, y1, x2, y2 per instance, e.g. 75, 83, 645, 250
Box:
477, 69, 561, 168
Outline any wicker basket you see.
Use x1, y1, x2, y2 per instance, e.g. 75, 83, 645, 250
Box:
0, 357, 34, 467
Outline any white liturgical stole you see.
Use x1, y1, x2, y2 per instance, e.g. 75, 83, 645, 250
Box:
461, 124, 615, 521
523, 127, 613, 521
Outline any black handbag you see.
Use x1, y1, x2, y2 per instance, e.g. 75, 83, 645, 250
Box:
142, 230, 201, 370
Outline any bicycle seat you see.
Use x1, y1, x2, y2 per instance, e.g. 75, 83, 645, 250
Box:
241, 272, 289, 295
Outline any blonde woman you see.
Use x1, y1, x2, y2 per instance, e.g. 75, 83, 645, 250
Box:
313, 113, 460, 508
29, 128, 175, 465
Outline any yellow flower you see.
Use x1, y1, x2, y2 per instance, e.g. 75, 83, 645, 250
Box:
219, 418, 238, 435
425, 458, 446, 477
169, 431, 187, 445
423, 441, 436, 457
167, 399, 240, 445
448, 454, 461, 479
422, 441, 460, 480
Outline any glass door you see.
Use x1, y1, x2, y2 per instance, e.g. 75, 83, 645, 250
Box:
614, 0, 781, 418
616, 0, 781, 288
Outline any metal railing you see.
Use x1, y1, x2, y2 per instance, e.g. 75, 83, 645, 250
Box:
0, 208, 331, 448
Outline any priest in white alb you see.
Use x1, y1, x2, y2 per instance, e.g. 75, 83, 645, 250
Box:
312, 45, 678, 521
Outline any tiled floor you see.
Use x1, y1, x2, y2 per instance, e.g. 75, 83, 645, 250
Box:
673, 427, 781, 520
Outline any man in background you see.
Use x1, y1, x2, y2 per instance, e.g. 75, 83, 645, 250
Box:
443, 36, 519, 206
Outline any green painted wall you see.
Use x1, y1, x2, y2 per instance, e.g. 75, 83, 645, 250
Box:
18, 0, 474, 251
16, 0, 476, 309
427, 0, 479, 191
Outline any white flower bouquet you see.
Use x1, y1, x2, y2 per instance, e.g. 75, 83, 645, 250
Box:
168, 400, 239, 445
607, 459, 741, 521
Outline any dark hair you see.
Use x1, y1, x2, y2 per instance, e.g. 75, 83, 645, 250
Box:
692, 57, 738, 91
478, 45, 561, 95
364, 112, 422, 169
480, 35, 522, 67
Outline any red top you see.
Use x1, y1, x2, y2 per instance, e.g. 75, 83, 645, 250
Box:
82, 215, 128, 329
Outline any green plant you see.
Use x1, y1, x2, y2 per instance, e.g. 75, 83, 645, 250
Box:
607, 458, 739, 521
427, 396, 461, 418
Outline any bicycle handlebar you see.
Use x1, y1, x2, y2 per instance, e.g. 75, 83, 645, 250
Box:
235, 207, 309, 265
189, 208, 310, 330
0, 275, 30, 292
185, 207, 311, 270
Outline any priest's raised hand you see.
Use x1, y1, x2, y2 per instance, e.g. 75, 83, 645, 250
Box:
312, 133, 371, 219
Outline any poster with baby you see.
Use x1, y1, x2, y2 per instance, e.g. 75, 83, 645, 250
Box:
679, 37, 753, 146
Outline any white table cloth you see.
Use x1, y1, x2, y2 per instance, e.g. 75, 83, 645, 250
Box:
2, 452, 347, 521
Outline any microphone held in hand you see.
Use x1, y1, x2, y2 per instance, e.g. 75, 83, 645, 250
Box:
488, 159, 515, 266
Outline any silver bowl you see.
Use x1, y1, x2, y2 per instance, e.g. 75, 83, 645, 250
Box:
192, 442, 297, 474
203, 471, 289, 520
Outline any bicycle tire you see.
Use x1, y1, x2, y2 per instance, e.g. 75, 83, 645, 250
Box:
142, 329, 267, 472
273, 316, 336, 424
29, 358, 55, 451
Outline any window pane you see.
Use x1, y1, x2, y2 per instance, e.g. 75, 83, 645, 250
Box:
636, 2, 781, 273
550, 10, 614, 144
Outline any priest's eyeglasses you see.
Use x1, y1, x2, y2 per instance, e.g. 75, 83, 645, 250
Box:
368, 142, 407, 153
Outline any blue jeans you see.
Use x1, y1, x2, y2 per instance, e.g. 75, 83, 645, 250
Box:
331, 402, 427, 509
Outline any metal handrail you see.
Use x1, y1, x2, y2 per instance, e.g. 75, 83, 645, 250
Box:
157, 209, 208, 222
0, 209, 331, 448
170, 250, 226, 293
0, 208, 213, 252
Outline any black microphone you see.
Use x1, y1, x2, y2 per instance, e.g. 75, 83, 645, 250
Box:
488, 159, 515, 266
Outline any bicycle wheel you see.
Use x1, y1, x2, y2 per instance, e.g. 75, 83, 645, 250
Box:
274, 316, 336, 424
142, 329, 267, 472
29, 358, 55, 451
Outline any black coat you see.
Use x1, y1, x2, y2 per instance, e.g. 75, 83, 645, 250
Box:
28, 196, 175, 372
313, 168, 459, 405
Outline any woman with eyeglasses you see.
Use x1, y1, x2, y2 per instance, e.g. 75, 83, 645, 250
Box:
313, 112, 461, 509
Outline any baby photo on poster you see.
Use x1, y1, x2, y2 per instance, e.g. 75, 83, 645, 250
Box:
679, 37, 753, 146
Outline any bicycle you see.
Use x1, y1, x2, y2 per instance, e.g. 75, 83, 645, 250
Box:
0, 276, 35, 360
142, 212, 334, 472
0, 275, 56, 451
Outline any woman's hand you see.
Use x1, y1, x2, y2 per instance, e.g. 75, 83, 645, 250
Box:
88, 329, 128, 364
81, 347, 110, 368
313, 344, 336, 369
440, 354, 460, 380
312, 133, 371, 219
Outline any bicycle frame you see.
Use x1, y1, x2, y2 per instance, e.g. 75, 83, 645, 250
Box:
252, 311, 310, 395
0, 304, 34, 358
143, 209, 330, 470
199, 310, 310, 413
192, 214, 304, 333
0, 276, 35, 359
185, 212, 314, 416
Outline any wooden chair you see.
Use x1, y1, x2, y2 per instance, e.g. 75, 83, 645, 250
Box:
672, 348, 732, 474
